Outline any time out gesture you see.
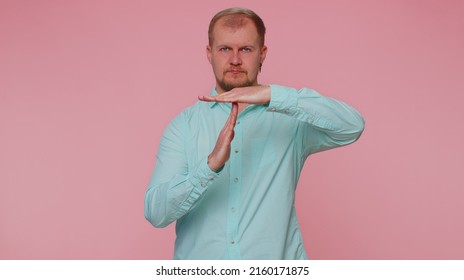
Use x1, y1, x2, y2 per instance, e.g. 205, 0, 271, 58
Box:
199, 85, 271, 172
198, 85, 271, 105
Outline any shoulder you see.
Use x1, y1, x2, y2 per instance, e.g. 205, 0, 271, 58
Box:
177, 101, 209, 121
165, 101, 210, 131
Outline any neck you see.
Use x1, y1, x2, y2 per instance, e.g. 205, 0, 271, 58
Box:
215, 84, 255, 114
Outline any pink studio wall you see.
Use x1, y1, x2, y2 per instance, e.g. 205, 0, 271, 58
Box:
1, 0, 463, 259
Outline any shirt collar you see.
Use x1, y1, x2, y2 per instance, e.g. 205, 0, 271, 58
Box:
209, 87, 220, 108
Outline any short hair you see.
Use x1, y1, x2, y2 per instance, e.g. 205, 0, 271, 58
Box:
208, 7, 266, 47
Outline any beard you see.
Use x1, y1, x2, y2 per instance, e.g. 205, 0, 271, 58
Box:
216, 74, 256, 93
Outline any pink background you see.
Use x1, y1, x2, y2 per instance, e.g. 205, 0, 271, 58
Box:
1, 0, 463, 259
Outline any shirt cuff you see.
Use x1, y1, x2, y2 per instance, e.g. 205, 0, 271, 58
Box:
267, 84, 298, 116
170, 158, 221, 218
187, 157, 219, 196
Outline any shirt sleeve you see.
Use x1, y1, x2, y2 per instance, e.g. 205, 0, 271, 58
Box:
267, 84, 365, 156
144, 111, 219, 228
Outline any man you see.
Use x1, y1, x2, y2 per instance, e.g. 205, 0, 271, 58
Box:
144, 7, 364, 259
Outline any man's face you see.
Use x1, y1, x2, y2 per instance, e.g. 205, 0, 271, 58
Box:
207, 17, 267, 94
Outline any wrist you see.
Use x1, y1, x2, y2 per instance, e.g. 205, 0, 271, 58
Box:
207, 155, 224, 173
260, 85, 271, 104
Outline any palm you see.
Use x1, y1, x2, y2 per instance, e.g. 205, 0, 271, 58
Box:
198, 85, 271, 105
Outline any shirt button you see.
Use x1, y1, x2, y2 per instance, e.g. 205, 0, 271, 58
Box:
231, 207, 236, 213
237, 121, 240, 125
208, 175, 214, 180
230, 240, 235, 244
270, 107, 276, 112
234, 148, 239, 153
233, 177, 238, 183
200, 182, 206, 188
284, 109, 290, 114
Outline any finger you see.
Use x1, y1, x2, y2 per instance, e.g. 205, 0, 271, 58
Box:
198, 94, 240, 103
225, 102, 239, 128
222, 102, 237, 131
230, 102, 238, 127
198, 95, 216, 102
198, 96, 230, 103
220, 104, 238, 143
216, 92, 241, 103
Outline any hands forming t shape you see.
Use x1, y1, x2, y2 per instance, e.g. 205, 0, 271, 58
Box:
199, 85, 271, 171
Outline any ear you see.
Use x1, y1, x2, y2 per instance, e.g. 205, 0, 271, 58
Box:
206, 45, 212, 64
260, 45, 268, 65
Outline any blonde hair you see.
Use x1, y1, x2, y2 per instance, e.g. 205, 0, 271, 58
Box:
208, 7, 266, 47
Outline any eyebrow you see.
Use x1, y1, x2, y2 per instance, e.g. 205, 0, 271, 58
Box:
215, 44, 255, 50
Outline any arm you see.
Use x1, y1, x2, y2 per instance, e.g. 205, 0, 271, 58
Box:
144, 104, 238, 228
144, 112, 216, 228
199, 84, 365, 155
268, 84, 365, 155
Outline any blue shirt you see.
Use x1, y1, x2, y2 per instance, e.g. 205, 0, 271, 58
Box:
144, 84, 364, 259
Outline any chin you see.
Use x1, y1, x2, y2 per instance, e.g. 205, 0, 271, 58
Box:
228, 79, 254, 88
217, 75, 256, 92
223, 83, 249, 92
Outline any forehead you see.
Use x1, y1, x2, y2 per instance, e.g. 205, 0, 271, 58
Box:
218, 15, 252, 29
212, 16, 259, 46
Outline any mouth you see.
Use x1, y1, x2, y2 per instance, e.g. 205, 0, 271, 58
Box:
226, 69, 246, 75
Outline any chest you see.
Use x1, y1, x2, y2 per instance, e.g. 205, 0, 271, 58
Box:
185, 106, 296, 163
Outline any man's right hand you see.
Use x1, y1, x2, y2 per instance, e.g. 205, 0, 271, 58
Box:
207, 102, 238, 172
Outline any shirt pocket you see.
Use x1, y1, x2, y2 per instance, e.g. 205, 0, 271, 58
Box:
250, 136, 276, 170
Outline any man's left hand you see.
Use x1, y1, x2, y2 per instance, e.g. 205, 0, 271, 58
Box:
198, 85, 271, 104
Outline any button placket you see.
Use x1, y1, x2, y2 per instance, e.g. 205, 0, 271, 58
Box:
226, 115, 242, 259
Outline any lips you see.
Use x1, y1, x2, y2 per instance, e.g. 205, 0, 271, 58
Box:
226, 69, 246, 74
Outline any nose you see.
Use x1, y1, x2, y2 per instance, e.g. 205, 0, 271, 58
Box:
230, 50, 242, 66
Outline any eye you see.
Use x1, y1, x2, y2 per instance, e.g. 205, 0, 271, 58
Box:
241, 47, 252, 53
219, 47, 230, 52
